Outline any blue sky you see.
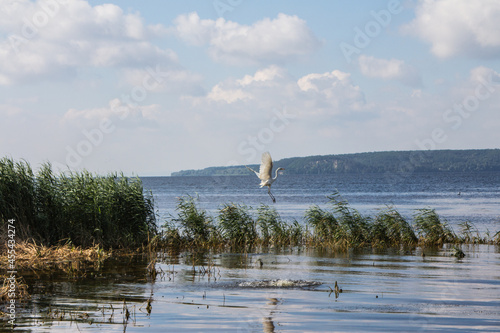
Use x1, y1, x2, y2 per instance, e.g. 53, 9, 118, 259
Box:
1, 0, 499, 175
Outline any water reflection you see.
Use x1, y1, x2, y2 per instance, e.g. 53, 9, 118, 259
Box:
9, 245, 500, 332
12, 256, 152, 332
262, 297, 279, 333
262, 316, 275, 332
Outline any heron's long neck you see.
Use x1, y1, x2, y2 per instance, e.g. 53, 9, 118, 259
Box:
273, 169, 280, 181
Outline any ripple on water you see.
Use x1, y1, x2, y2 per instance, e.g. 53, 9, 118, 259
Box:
11, 245, 500, 332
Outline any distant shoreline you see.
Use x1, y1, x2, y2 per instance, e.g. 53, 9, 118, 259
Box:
171, 149, 500, 176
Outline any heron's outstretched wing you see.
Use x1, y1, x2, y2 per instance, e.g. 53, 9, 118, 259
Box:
259, 152, 273, 181
245, 165, 259, 177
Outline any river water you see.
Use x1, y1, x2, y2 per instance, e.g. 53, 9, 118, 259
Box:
143, 172, 500, 234
7, 172, 500, 332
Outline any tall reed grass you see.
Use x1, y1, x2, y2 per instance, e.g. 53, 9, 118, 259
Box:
257, 204, 304, 246
170, 195, 215, 245
305, 192, 371, 247
162, 197, 305, 250
218, 203, 257, 247
160, 192, 499, 251
0, 157, 156, 248
372, 206, 417, 246
413, 208, 455, 245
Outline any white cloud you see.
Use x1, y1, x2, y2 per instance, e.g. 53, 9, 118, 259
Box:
172, 12, 322, 65
186, 66, 366, 123
404, 0, 500, 58
0, 0, 176, 85
207, 85, 252, 103
238, 65, 286, 86
62, 99, 161, 128
358, 55, 421, 87
297, 70, 366, 113
358, 56, 404, 79
298, 70, 351, 92
190, 66, 293, 110
174, 67, 369, 167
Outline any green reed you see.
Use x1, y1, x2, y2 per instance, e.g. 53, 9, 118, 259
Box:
457, 221, 483, 244
305, 192, 371, 247
218, 203, 257, 247
372, 206, 417, 246
257, 204, 293, 246
494, 231, 500, 245
164, 198, 305, 249
304, 205, 338, 243
0, 157, 156, 248
170, 195, 216, 245
328, 193, 371, 246
0, 158, 36, 238
413, 208, 456, 245
162, 192, 499, 251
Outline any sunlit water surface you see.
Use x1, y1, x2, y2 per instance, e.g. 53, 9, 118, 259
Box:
7, 172, 500, 332
12, 246, 500, 332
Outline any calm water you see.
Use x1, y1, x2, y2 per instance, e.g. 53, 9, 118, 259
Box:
142, 172, 500, 234
7, 172, 500, 332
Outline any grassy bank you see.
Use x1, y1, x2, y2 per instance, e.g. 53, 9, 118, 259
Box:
158, 193, 500, 251
0, 157, 156, 249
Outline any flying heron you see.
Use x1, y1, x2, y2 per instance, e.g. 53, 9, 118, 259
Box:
246, 152, 284, 203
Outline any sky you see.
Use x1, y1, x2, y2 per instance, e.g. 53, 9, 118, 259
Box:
1, 0, 499, 176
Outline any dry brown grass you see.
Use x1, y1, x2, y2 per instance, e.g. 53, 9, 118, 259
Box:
0, 241, 113, 303
0, 240, 112, 271
0, 241, 145, 305
0, 275, 30, 303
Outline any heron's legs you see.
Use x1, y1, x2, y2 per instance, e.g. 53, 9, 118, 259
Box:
267, 187, 276, 203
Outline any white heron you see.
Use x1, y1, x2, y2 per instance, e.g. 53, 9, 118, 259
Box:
246, 152, 284, 203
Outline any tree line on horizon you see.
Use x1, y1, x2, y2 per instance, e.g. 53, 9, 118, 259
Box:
172, 149, 500, 176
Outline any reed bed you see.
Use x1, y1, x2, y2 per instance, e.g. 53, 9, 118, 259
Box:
413, 208, 456, 245
160, 197, 308, 251
0, 157, 156, 249
219, 203, 257, 247
159, 193, 500, 251
2, 157, 499, 254
305, 193, 372, 248
170, 195, 216, 245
